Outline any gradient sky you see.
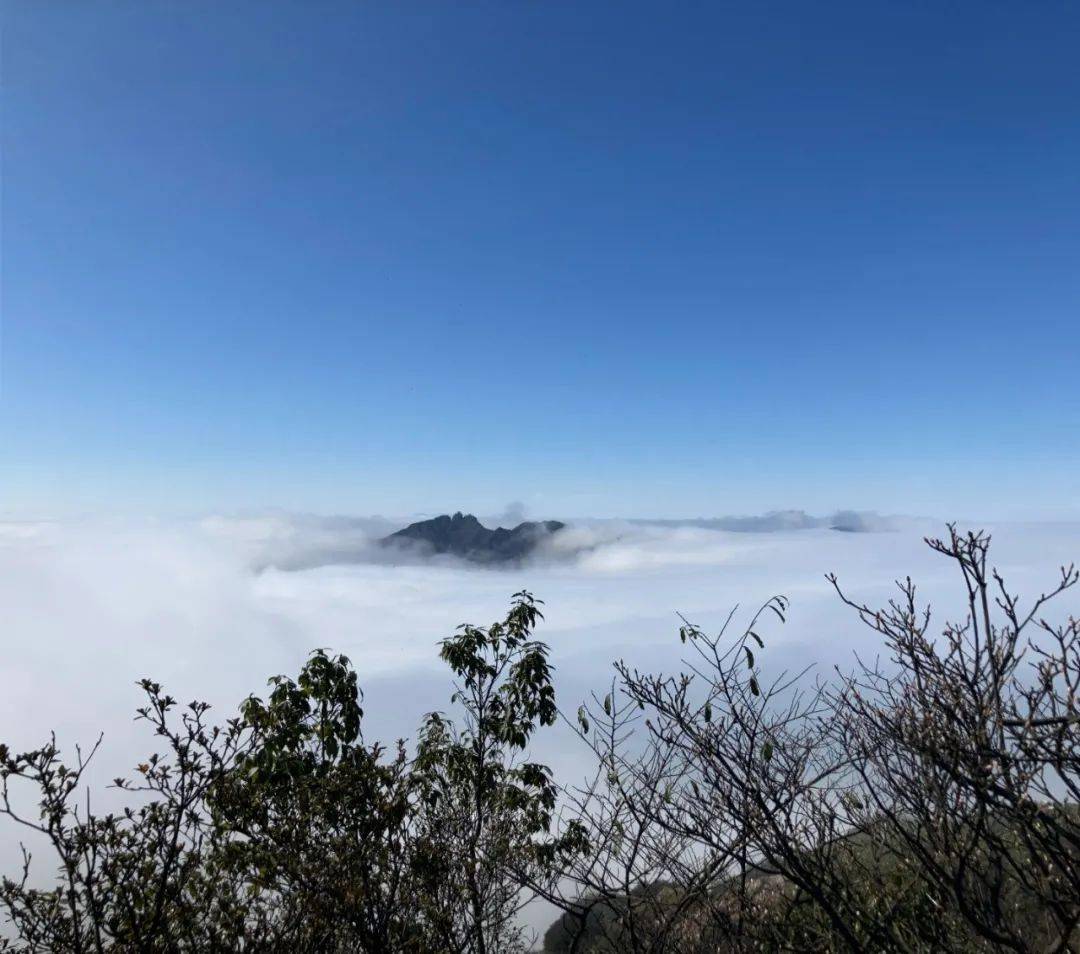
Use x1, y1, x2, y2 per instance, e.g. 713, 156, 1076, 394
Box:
2, 1, 1078, 520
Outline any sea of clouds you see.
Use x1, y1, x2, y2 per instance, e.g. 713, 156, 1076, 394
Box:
1, 511, 1077, 933
4, 508, 1078, 773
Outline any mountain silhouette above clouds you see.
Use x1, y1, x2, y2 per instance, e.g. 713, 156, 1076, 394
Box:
381, 512, 565, 564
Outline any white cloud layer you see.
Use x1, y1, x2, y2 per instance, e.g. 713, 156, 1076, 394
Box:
4, 512, 1078, 745
1, 513, 1078, 933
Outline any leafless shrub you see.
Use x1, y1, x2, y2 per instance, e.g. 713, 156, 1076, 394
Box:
542, 527, 1079, 953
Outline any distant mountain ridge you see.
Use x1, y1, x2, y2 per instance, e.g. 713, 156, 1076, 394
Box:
632, 509, 895, 533
382, 512, 565, 564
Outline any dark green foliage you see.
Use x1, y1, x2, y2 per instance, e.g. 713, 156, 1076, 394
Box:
0, 595, 564, 953
409, 592, 572, 953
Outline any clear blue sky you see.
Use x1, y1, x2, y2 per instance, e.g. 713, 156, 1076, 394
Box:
2, 1, 1078, 520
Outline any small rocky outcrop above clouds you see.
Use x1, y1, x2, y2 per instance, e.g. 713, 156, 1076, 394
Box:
382, 512, 565, 564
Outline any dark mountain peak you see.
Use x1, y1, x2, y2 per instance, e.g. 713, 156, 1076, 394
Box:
382, 513, 565, 564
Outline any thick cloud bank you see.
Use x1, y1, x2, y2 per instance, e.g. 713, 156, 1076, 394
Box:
4, 513, 1076, 751
196, 509, 903, 574
1, 513, 1077, 934
2, 512, 1077, 934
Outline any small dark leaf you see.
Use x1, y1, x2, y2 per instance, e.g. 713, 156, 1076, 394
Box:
577, 706, 590, 735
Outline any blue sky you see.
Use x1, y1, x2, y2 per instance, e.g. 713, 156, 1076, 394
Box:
2, 1, 1078, 520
